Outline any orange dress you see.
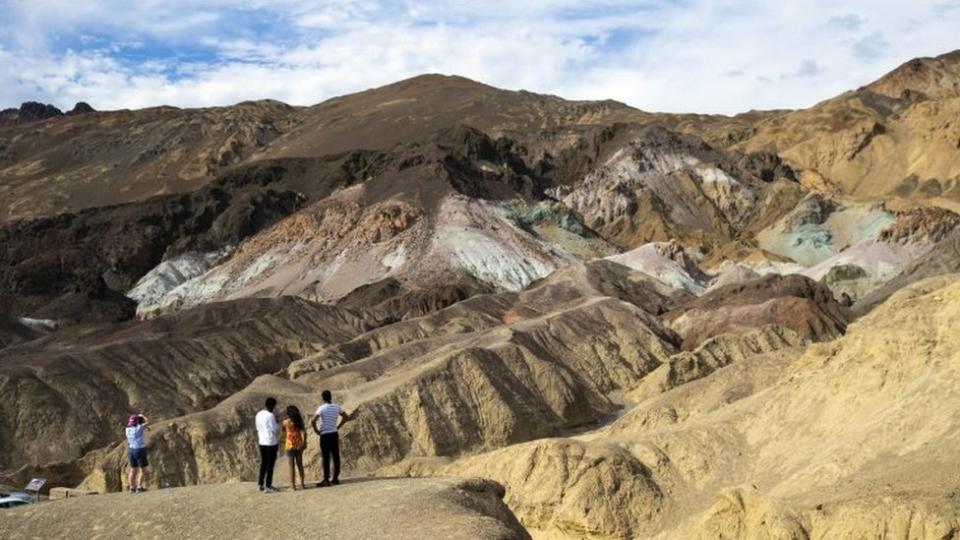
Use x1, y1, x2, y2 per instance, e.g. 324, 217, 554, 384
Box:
282, 419, 305, 451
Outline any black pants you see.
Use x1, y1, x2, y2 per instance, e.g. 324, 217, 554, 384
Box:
320, 432, 341, 481
258, 444, 278, 488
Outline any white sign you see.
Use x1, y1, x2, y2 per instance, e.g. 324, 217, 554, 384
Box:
24, 478, 46, 492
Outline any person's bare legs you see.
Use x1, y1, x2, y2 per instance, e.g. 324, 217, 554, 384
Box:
139, 466, 149, 490
128, 467, 137, 492
288, 455, 296, 490
295, 455, 306, 490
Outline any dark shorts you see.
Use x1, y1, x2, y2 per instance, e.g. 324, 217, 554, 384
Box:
286, 449, 303, 458
129, 447, 149, 468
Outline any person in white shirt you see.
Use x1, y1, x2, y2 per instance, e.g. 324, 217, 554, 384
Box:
255, 397, 281, 492
311, 390, 354, 487
124, 413, 150, 493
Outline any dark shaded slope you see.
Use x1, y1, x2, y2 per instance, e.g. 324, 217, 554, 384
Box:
0, 152, 388, 323
0, 316, 43, 349
337, 275, 493, 324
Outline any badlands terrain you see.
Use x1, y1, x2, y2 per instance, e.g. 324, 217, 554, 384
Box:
1, 50, 960, 538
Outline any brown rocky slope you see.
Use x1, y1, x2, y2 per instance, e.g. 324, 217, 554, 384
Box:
382, 274, 960, 538
0, 297, 366, 473
698, 50, 960, 211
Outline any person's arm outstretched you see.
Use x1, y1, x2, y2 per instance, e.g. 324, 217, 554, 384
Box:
139, 414, 149, 428
337, 407, 356, 430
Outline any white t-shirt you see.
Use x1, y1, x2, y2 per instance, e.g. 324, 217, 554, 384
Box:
125, 425, 147, 449
255, 409, 280, 446
315, 403, 342, 435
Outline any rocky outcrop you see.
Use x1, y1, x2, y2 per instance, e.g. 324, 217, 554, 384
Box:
605, 240, 711, 295
794, 206, 960, 302
67, 102, 95, 115
865, 50, 960, 102
384, 439, 666, 538
756, 193, 894, 267
819, 263, 869, 303
707, 50, 960, 205
663, 274, 851, 349
0, 101, 63, 124
555, 126, 781, 250
855, 228, 960, 314
660, 487, 960, 540
878, 206, 960, 244
629, 324, 806, 400
337, 275, 493, 323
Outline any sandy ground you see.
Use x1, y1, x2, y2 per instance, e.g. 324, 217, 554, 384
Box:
0, 477, 529, 540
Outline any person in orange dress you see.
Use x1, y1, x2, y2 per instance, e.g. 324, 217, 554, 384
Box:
282, 405, 308, 490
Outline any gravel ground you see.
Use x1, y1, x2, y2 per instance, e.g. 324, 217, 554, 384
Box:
0, 477, 530, 540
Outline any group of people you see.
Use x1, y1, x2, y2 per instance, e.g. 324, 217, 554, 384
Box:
123, 390, 354, 493
255, 390, 355, 492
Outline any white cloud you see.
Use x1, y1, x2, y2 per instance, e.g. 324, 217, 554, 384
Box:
0, 0, 958, 114
853, 32, 892, 60
827, 13, 867, 31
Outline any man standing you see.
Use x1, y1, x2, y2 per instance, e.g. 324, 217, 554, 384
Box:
125, 413, 150, 493
311, 390, 354, 487
255, 397, 281, 492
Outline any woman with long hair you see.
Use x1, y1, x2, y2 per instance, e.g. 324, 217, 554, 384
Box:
282, 405, 307, 490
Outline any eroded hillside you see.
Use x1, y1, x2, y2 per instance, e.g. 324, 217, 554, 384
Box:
2, 50, 960, 540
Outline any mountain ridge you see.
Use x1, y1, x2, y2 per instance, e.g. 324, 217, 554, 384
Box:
3, 49, 960, 540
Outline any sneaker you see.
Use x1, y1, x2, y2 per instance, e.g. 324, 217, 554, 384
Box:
331, 479, 340, 486
317, 480, 331, 488
129, 486, 137, 494
265, 486, 280, 493
258, 485, 264, 492
136, 486, 147, 493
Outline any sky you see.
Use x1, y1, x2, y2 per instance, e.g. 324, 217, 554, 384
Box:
1, 0, 958, 115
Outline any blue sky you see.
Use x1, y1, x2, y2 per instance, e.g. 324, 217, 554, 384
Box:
1, 0, 958, 114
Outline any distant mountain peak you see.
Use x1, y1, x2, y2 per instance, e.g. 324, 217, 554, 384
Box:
865, 49, 960, 101
1, 100, 96, 125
